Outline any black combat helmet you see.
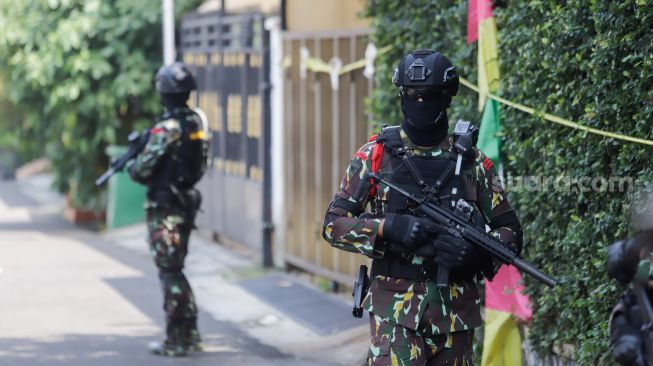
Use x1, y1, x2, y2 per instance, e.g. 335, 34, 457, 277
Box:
392, 49, 459, 96
155, 62, 197, 94
394, 50, 459, 147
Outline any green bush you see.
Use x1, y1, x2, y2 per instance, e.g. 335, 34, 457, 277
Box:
364, 1, 478, 127
365, 0, 653, 364
0, 0, 202, 210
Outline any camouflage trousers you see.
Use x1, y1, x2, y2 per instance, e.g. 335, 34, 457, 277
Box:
368, 311, 475, 366
146, 207, 200, 345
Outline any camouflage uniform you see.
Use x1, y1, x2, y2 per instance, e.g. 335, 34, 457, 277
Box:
129, 106, 208, 351
608, 233, 653, 366
323, 127, 522, 366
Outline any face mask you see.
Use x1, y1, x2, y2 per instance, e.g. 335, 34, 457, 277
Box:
160, 92, 190, 111
401, 93, 451, 146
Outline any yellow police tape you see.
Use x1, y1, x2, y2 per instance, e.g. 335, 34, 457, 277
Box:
296, 47, 653, 147
301, 46, 392, 75
304, 57, 331, 74
459, 77, 653, 146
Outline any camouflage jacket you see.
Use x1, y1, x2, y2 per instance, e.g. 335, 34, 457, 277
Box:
322, 127, 522, 334
610, 254, 653, 346
128, 107, 208, 209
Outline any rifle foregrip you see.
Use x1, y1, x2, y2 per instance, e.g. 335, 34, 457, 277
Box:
512, 257, 557, 288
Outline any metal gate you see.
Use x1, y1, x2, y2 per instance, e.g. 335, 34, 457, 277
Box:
282, 30, 375, 285
180, 11, 272, 263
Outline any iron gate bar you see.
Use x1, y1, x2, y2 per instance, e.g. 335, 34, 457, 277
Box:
313, 37, 324, 266
348, 34, 357, 276
281, 31, 375, 285
181, 10, 271, 261
299, 37, 307, 263
331, 35, 340, 276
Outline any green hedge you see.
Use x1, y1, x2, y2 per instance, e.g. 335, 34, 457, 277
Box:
365, 1, 653, 364
0, 0, 202, 210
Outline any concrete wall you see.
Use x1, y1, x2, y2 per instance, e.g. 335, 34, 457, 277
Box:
286, 0, 369, 32
197, 0, 280, 14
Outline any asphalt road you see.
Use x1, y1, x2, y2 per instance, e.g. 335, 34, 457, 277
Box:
0, 180, 336, 366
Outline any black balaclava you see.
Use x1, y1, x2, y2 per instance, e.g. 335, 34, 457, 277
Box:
160, 92, 190, 112
400, 93, 451, 147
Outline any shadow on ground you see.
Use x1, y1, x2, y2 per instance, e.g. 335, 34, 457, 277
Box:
0, 333, 312, 366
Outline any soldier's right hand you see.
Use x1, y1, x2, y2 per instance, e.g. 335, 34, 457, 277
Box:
612, 334, 646, 366
382, 213, 439, 252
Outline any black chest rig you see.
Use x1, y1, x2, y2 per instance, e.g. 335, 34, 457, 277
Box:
378, 123, 482, 226
371, 122, 485, 282
149, 108, 209, 199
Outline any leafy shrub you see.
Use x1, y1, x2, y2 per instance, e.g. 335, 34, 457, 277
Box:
365, 0, 653, 364
0, 0, 202, 209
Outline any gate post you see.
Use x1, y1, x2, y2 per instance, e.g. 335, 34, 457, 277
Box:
261, 16, 274, 268
264, 16, 285, 269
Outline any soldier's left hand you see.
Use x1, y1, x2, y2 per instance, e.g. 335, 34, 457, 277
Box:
412, 243, 437, 257
432, 234, 477, 269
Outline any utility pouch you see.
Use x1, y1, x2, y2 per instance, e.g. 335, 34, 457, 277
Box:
169, 185, 202, 228
148, 189, 176, 208
185, 188, 202, 222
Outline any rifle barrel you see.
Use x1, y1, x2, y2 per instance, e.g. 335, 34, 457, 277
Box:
94, 168, 115, 187
512, 257, 557, 288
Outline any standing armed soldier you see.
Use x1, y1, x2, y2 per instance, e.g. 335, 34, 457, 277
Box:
608, 195, 653, 366
323, 50, 523, 365
128, 62, 209, 357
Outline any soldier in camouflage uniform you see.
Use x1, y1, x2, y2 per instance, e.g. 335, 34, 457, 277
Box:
608, 196, 653, 366
128, 62, 209, 357
322, 50, 523, 366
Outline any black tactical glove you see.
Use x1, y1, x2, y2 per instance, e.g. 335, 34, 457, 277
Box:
383, 213, 438, 253
433, 234, 477, 269
412, 243, 437, 257
613, 334, 646, 366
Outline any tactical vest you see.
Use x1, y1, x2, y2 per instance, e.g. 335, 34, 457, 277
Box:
370, 125, 485, 281
148, 108, 208, 201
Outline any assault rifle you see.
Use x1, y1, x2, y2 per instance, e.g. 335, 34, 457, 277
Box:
95, 129, 150, 186
367, 172, 558, 288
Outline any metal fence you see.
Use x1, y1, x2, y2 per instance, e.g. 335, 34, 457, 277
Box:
282, 29, 375, 285
180, 11, 272, 263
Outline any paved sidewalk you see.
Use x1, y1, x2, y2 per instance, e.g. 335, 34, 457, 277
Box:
103, 224, 369, 365
0, 175, 369, 366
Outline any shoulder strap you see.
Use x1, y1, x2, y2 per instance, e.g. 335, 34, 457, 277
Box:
376, 126, 404, 157
367, 125, 401, 199
368, 133, 383, 199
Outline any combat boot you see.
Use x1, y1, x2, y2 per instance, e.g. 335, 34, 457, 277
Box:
149, 325, 187, 357
148, 340, 187, 357
184, 330, 203, 352
181, 318, 203, 352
